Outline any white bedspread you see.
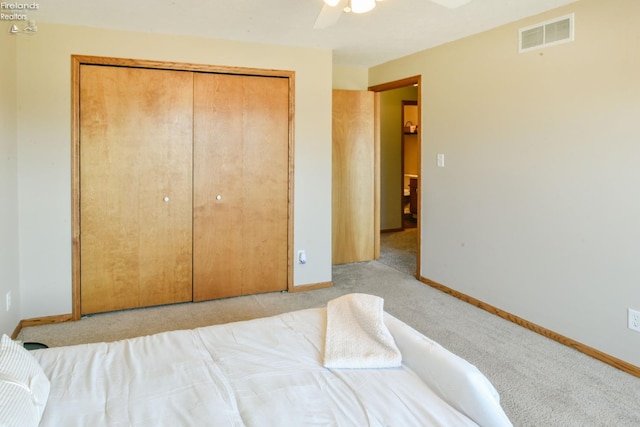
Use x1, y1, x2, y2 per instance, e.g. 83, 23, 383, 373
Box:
32, 307, 512, 427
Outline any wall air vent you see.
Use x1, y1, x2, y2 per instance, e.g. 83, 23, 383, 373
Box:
519, 13, 574, 53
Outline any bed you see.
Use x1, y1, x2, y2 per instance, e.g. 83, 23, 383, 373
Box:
1, 294, 512, 426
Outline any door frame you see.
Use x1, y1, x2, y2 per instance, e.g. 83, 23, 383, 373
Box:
70, 55, 296, 320
369, 76, 422, 279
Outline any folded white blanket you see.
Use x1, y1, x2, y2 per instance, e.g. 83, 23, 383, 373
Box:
323, 293, 402, 369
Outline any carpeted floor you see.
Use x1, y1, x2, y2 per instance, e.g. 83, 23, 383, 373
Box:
378, 228, 417, 276
18, 242, 640, 426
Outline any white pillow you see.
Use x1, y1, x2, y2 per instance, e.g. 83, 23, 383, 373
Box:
0, 334, 51, 427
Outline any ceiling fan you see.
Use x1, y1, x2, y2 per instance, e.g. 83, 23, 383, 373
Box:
313, 0, 472, 29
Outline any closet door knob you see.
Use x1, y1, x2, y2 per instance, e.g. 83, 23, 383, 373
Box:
216, 195, 222, 201
163, 196, 170, 202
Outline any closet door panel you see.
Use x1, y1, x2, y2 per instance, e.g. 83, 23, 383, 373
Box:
241, 75, 289, 294
193, 73, 244, 298
80, 65, 193, 314
193, 73, 289, 300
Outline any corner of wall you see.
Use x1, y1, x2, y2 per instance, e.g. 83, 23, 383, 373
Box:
0, 30, 21, 336
332, 65, 369, 90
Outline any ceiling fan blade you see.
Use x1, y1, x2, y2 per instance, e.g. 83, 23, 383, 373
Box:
430, 0, 472, 8
313, 0, 347, 29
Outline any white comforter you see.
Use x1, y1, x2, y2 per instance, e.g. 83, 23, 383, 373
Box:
33, 308, 512, 427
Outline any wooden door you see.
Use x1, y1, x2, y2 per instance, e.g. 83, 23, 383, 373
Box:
193, 73, 289, 300
332, 90, 376, 264
79, 65, 194, 314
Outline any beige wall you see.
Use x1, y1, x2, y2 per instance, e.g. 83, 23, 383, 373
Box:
0, 33, 20, 334
15, 23, 333, 321
370, 0, 640, 367
333, 66, 369, 90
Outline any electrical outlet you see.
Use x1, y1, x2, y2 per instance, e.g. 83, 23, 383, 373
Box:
628, 309, 640, 332
297, 250, 307, 265
5, 291, 11, 312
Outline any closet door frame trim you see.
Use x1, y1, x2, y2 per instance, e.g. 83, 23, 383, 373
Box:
71, 55, 296, 320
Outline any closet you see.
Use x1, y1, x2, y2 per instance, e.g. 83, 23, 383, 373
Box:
74, 57, 292, 315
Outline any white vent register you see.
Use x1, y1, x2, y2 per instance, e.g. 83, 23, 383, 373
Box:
519, 14, 574, 53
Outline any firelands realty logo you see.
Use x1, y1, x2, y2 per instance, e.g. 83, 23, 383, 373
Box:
2, 2, 39, 34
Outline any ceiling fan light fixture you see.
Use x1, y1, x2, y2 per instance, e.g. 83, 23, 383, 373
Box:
350, 0, 376, 13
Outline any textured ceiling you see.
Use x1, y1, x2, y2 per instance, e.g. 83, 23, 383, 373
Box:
35, 0, 579, 67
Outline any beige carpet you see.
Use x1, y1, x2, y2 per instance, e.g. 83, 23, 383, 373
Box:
19, 260, 640, 426
379, 228, 418, 275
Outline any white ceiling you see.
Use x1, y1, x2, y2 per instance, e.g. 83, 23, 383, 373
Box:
36, 0, 578, 67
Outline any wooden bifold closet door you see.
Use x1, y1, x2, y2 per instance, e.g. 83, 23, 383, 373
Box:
80, 65, 194, 314
192, 73, 289, 301
78, 63, 289, 315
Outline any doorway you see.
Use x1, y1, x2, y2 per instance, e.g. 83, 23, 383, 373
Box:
369, 76, 421, 279
402, 100, 419, 230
